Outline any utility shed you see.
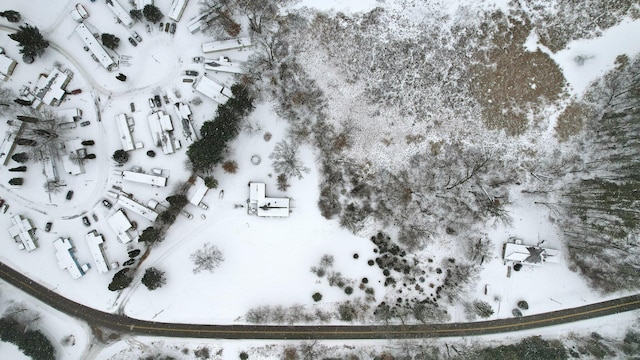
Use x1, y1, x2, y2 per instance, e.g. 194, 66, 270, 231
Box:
85, 231, 110, 273
108, 209, 136, 244
248, 182, 290, 217
8, 214, 37, 252
53, 238, 89, 279
0, 53, 17, 81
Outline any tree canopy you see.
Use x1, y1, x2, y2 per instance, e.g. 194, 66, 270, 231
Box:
101, 33, 120, 50
8, 25, 49, 62
143, 5, 163, 23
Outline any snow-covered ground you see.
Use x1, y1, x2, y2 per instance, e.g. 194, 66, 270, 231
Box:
0, 0, 639, 359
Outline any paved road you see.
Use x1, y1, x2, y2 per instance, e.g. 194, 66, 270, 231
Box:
1, 262, 639, 340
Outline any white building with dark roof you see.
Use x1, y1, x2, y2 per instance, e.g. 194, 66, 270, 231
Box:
31, 67, 73, 108
53, 237, 89, 279
8, 214, 38, 252
502, 241, 561, 267
248, 183, 290, 217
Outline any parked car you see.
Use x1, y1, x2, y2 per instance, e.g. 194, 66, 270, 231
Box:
146, 150, 156, 157
192, 56, 204, 63
80, 120, 90, 127
82, 140, 95, 146
102, 199, 112, 208
67, 89, 82, 95
164, 23, 170, 32
169, 22, 176, 34
130, 102, 135, 112
159, 22, 164, 31
163, 94, 170, 104
154, 95, 162, 107
128, 37, 137, 47
148, 98, 155, 108
66, 190, 74, 200
132, 31, 142, 42
182, 78, 194, 83
92, 213, 98, 221
0, 199, 4, 207
44, 222, 52, 232
82, 216, 90, 227
86, 154, 96, 159
185, 70, 198, 76
1, 203, 8, 213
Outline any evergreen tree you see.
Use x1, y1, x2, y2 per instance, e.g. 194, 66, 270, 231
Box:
112, 149, 129, 164
138, 226, 162, 244
8, 24, 49, 62
141, 267, 166, 290
143, 5, 163, 23
0, 10, 21, 23
129, 9, 143, 21
101, 33, 120, 50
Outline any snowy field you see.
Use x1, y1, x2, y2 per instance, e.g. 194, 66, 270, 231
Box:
0, 0, 639, 359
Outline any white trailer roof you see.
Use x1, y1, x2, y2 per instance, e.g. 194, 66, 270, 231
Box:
75, 23, 117, 71
117, 195, 159, 222
194, 76, 231, 104
107, 210, 135, 244
115, 113, 136, 151
85, 231, 110, 273
53, 238, 86, 279
122, 171, 168, 187
106, 0, 134, 28
8, 215, 38, 252
168, 0, 189, 22
201, 37, 252, 53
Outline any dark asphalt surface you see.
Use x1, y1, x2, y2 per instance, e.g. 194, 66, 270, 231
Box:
1, 262, 639, 339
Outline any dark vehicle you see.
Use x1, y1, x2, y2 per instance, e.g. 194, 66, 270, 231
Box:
82, 216, 90, 227
154, 95, 162, 107
182, 78, 194, 83
102, 199, 112, 208
0, 199, 4, 207
116, 73, 127, 81
185, 70, 198, 76
146, 150, 156, 157
80, 121, 91, 127
128, 249, 141, 258
159, 22, 164, 31
163, 94, 170, 104
66, 190, 74, 200
128, 37, 137, 47
92, 213, 98, 221
165, 23, 170, 32
130, 102, 135, 112
81, 140, 95, 146
86, 154, 96, 159
169, 22, 176, 34
44, 222, 52, 232
132, 31, 142, 42
123, 258, 136, 266
192, 56, 203, 63
67, 89, 82, 95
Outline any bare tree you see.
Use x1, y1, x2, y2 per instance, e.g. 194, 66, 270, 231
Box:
270, 140, 310, 180
43, 179, 66, 194
190, 243, 224, 274
15, 109, 69, 161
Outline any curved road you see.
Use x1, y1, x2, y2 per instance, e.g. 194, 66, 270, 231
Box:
1, 262, 639, 340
